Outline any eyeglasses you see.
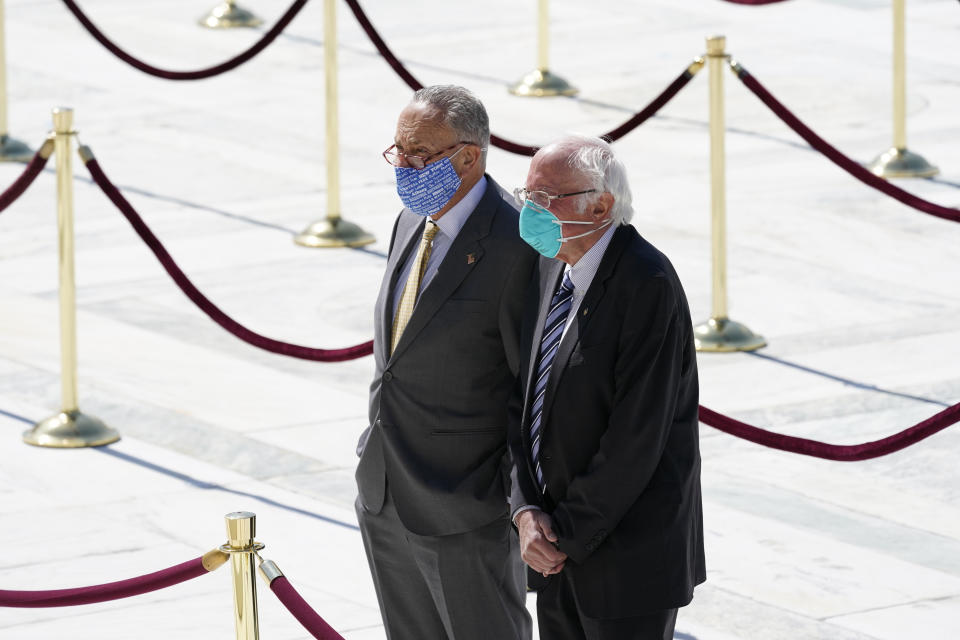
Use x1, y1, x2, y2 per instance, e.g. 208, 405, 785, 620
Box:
513, 187, 597, 210
383, 141, 474, 169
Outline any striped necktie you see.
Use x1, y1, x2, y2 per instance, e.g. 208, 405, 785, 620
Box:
391, 221, 439, 354
529, 271, 574, 492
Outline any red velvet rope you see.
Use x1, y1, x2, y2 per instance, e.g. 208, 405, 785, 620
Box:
269, 576, 345, 640
343, 0, 696, 156
342, 0, 422, 91
0, 556, 209, 608
699, 402, 960, 461
0, 143, 52, 213
82, 154, 373, 362
600, 70, 697, 142
735, 67, 960, 224
60, 0, 309, 81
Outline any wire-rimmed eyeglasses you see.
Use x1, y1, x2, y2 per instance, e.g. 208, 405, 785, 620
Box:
383, 141, 474, 170
513, 187, 597, 210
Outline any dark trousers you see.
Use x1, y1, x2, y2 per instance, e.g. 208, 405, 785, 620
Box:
356, 490, 531, 640
537, 571, 677, 640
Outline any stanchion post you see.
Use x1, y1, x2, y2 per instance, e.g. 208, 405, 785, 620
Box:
198, 0, 263, 29
508, 0, 578, 97
294, 0, 375, 248
693, 36, 765, 353
867, 0, 937, 178
0, 0, 33, 162
22, 108, 120, 447
222, 511, 264, 640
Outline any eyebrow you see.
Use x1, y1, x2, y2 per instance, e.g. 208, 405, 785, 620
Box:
394, 141, 431, 154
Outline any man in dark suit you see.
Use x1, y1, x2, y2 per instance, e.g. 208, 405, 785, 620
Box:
355, 85, 535, 640
510, 135, 705, 640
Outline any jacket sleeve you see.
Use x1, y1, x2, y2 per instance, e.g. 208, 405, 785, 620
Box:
552, 275, 688, 563
505, 250, 541, 517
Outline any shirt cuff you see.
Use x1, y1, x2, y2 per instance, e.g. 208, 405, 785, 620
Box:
511, 505, 542, 527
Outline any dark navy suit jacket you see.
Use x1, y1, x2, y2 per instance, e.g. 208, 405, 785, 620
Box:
510, 224, 706, 618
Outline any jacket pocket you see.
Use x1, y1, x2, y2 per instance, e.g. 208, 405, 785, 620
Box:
569, 343, 600, 367
431, 426, 501, 436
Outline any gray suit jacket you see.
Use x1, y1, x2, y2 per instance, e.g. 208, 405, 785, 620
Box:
356, 177, 538, 537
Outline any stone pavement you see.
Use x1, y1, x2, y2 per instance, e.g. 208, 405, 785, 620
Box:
1, 0, 959, 637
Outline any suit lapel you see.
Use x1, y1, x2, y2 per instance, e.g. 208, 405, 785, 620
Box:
378, 216, 423, 363
387, 180, 498, 363
571, 226, 633, 344
519, 258, 564, 450
538, 225, 632, 430
524, 259, 564, 397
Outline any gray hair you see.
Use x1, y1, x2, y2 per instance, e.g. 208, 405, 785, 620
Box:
410, 85, 491, 151
552, 135, 634, 225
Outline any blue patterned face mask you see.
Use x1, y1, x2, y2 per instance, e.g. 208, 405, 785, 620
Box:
519, 200, 612, 258
394, 148, 465, 216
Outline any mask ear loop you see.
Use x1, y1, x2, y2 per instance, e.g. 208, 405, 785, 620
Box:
558, 218, 614, 243
447, 143, 484, 168
549, 219, 596, 225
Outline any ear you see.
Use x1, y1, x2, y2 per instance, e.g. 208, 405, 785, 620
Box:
459, 144, 483, 172
593, 192, 615, 221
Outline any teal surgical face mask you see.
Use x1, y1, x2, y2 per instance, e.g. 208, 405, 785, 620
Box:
518, 200, 612, 258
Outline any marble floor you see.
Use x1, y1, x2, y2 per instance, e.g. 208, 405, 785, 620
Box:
1, 0, 959, 637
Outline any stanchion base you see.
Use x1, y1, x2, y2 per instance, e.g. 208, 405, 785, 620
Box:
867, 146, 939, 179
198, 2, 263, 29
295, 217, 376, 248
508, 68, 579, 97
694, 317, 766, 353
23, 410, 120, 448
0, 135, 34, 163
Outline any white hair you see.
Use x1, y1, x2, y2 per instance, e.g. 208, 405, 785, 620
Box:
550, 135, 634, 225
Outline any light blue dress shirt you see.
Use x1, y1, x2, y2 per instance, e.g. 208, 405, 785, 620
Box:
391, 176, 488, 319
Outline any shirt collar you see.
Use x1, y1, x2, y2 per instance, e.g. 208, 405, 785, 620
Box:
566, 222, 618, 295
432, 176, 487, 240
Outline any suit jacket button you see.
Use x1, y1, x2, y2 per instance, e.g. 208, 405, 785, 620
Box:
383, 371, 393, 382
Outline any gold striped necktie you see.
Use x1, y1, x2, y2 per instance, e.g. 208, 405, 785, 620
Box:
391, 220, 439, 354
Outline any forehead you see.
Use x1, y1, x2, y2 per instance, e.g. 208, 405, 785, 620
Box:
394, 103, 453, 148
526, 150, 579, 191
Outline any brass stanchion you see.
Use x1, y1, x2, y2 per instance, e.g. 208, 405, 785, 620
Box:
508, 0, 578, 97
22, 108, 120, 447
0, 0, 32, 162
867, 0, 937, 178
199, 0, 263, 29
295, 0, 375, 248
221, 511, 263, 640
693, 36, 765, 353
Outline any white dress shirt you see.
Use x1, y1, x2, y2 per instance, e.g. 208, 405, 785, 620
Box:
560, 221, 618, 342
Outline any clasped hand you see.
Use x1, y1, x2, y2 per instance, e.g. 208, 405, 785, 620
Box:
516, 510, 567, 576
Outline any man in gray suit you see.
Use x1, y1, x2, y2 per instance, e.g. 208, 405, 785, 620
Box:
355, 85, 536, 640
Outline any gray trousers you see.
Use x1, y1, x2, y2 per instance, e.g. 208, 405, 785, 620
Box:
356, 490, 531, 640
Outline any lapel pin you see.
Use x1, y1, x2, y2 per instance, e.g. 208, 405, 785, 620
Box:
466, 253, 476, 264
583, 308, 589, 316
